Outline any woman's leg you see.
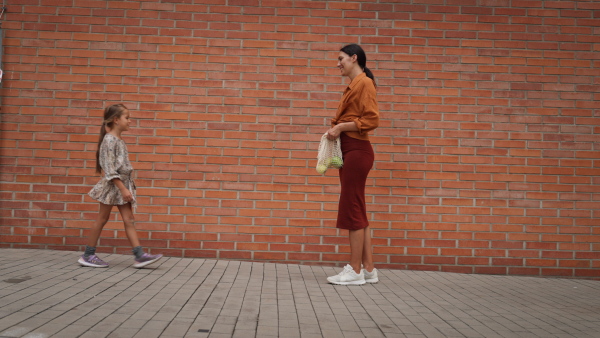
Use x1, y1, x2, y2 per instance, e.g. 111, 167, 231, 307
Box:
348, 228, 364, 274
116, 203, 140, 248
349, 227, 374, 273
86, 203, 114, 247
362, 226, 374, 272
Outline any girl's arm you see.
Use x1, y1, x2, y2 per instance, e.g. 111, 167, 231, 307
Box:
111, 178, 133, 202
100, 137, 133, 202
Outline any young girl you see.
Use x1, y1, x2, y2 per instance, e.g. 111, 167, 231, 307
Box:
326, 44, 380, 285
78, 104, 163, 269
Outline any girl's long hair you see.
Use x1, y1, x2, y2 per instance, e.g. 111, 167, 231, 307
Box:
340, 44, 376, 87
95, 104, 128, 174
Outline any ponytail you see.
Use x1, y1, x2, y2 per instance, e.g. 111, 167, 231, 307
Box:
363, 66, 376, 88
95, 104, 128, 174
340, 44, 376, 87
95, 123, 107, 174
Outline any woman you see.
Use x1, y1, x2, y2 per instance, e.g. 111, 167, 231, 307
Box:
326, 44, 380, 285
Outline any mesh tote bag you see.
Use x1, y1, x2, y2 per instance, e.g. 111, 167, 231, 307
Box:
316, 133, 343, 174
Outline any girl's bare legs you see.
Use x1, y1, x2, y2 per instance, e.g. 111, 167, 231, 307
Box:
348, 228, 365, 274
116, 203, 140, 248
81, 202, 160, 268
362, 226, 375, 272
86, 203, 114, 247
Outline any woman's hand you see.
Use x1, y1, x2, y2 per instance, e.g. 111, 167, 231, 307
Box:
326, 125, 341, 140
327, 121, 358, 140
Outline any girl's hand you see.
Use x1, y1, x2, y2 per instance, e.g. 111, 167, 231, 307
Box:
326, 126, 341, 140
120, 189, 133, 202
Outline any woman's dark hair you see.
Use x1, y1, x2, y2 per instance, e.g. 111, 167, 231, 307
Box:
95, 104, 128, 174
340, 44, 375, 86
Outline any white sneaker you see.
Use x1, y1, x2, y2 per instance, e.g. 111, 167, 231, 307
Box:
327, 264, 365, 285
327, 264, 353, 284
363, 268, 379, 283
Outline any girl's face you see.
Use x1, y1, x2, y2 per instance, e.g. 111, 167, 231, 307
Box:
113, 110, 131, 132
337, 51, 357, 77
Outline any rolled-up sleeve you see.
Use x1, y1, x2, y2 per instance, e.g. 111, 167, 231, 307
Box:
353, 82, 379, 135
99, 137, 122, 182
331, 73, 380, 140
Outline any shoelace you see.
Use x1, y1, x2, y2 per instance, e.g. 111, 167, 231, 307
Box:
338, 265, 353, 276
89, 256, 102, 264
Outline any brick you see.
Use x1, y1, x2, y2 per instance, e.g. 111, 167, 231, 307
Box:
0, 0, 598, 278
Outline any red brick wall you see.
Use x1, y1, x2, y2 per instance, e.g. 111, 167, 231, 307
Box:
1, 0, 599, 278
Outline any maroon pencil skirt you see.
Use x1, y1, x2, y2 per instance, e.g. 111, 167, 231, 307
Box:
336, 133, 374, 231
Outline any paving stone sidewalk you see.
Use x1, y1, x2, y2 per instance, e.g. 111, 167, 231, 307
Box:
0, 248, 599, 338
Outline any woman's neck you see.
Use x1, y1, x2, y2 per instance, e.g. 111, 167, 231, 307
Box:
347, 67, 363, 81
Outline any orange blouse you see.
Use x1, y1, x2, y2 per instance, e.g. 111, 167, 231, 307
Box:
331, 72, 380, 141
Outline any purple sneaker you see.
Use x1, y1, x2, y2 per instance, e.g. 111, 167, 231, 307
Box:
133, 253, 163, 268
78, 254, 109, 268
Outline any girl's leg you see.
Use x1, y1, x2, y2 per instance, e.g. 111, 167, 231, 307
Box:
79, 203, 113, 267
116, 203, 140, 248
86, 203, 114, 247
348, 228, 365, 274
361, 226, 375, 272
117, 203, 163, 268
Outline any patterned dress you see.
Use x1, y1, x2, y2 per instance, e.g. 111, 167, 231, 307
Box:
88, 133, 136, 209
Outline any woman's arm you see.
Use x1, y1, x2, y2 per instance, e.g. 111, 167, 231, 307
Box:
326, 121, 358, 140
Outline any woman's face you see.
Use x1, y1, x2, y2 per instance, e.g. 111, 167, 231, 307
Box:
337, 51, 356, 77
